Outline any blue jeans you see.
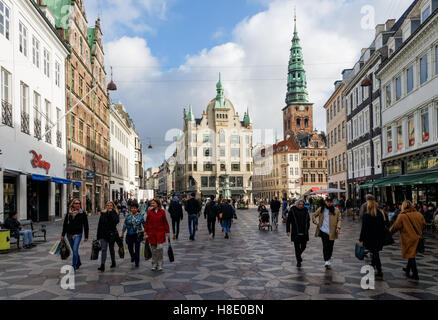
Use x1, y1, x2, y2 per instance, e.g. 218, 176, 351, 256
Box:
223, 219, 232, 233
125, 234, 140, 266
188, 214, 198, 237
19, 230, 33, 246
67, 233, 82, 269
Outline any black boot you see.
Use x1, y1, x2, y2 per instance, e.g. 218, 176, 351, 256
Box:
98, 264, 105, 272
110, 262, 116, 268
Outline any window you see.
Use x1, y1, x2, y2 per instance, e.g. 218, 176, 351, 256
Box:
0, 1, 10, 40
192, 147, 197, 157
337, 97, 340, 112
303, 161, 308, 169
20, 82, 29, 113
231, 163, 240, 171
303, 174, 308, 183
220, 163, 226, 171
342, 121, 345, 139
204, 148, 211, 157
79, 120, 84, 145
436, 46, 438, 75
330, 106, 333, 120
220, 147, 225, 157
396, 75, 402, 100
318, 174, 323, 183
334, 102, 337, 117
338, 125, 341, 141
387, 127, 392, 153
230, 135, 240, 144
334, 156, 338, 173
19, 22, 28, 56
201, 177, 208, 188
203, 134, 210, 143
311, 174, 315, 183
334, 130, 337, 144
310, 161, 315, 169
318, 160, 322, 168
219, 133, 225, 143
295, 168, 299, 175
386, 84, 391, 107
420, 54, 428, 85
326, 109, 329, 124
397, 121, 403, 150
295, 154, 298, 162
407, 66, 413, 94
246, 163, 251, 172
343, 153, 346, 171
282, 155, 286, 162
421, 5, 431, 22
43, 49, 50, 78
421, 108, 429, 143
55, 61, 61, 87
231, 148, 240, 158
203, 163, 213, 172
408, 115, 415, 147
32, 37, 40, 68
245, 135, 250, 144
360, 149, 365, 169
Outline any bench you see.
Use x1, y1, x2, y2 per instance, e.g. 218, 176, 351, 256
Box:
21, 220, 47, 242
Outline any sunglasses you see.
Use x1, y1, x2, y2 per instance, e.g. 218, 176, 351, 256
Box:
74, 202, 81, 205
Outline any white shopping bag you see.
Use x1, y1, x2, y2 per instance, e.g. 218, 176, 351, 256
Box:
49, 240, 61, 255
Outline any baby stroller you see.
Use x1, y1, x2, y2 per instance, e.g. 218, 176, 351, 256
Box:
258, 210, 272, 231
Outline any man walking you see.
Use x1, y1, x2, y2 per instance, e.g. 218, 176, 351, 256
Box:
186, 193, 201, 240
219, 199, 234, 239
270, 197, 281, 229
204, 195, 219, 239
286, 199, 310, 267
168, 196, 183, 240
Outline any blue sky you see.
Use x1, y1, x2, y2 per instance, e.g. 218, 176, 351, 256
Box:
84, 0, 414, 168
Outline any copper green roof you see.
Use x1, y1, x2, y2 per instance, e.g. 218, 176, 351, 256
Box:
186, 105, 195, 121
244, 108, 251, 125
42, 0, 71, 31
286, 14, 311, 105
214, 73, 231, 109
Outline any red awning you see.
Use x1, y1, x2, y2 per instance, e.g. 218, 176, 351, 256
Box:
311, 187, 320, 192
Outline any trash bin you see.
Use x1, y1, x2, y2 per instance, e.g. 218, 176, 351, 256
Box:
0, 229, 11, 251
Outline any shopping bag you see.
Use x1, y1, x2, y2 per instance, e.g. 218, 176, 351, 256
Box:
144, 238, 152, 260
49, 240, 61, 255
167, 239, 174, 263
118, 245, 125, 259
383, 228, 394, 246
60, 239, 71, 260
90, 240, 101, 260
355, 243, 365, 261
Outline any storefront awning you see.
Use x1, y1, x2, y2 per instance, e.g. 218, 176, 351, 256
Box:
74, 181, 82, 187
52, 177, 71, 185
411, 172, 438, 186
32, 174, 48, 181
361, 177, 398, 189
378, 173, 430, 187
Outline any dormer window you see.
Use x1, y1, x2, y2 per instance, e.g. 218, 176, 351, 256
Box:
421, 5, 431, 23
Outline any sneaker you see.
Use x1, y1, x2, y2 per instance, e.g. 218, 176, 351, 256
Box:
157, 266, 163, 272
131, 257, 135, 263
110, 262, 116, 268
151, 266, 157, 271
375, 272, 383, 279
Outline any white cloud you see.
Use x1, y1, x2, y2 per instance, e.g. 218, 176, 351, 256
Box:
102, 0, 414, 167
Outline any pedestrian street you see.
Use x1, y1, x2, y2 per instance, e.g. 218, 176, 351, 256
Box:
0, 208, 437, 300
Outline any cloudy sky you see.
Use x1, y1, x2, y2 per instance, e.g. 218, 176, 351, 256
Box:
84, 0, 413, 168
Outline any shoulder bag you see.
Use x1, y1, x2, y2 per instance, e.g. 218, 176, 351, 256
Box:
405, 214, 425, 254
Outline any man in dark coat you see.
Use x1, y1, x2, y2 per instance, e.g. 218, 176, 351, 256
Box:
219, 199, 234, 239
185, 193, 201, 240
286, 199, 310, 268
204, 195, 219, 239
168, 196, 183, 240
270, 197, 281, 228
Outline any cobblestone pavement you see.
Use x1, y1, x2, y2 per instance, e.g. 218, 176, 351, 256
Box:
0, 208, 437, 300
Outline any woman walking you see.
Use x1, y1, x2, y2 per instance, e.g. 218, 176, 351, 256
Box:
121, 202, 145, 268
168, 196, 183, 240
145, 199, 170, 271
61, 199, 89, 271
312, 196, 341, 270
96, 201, 120, 272
390, 200, 426, 280
286, 199, 310, 268
358, 199, 386, 279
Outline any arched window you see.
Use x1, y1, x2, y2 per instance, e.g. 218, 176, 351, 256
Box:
305, 118, 309, 128
296, 118, 301, 128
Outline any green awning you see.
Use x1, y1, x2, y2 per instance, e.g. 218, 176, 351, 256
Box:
361, 176, 399, 189
383, 173, 430, 187
412, 172, 438, 185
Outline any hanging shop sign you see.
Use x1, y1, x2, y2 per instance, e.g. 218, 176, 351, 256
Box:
85, 171, 95, 180
385, 164, 402, 176
30, 150, 51, 174
407, 156, 438, 173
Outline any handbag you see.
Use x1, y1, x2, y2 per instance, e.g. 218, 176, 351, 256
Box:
60, 239, 71, 260
383, 227, 395, 246
406, 214, 425, 254
355, 242, 365, 260
136, 230, 145, 242
90, 240, 101, 260
167, 239, 175, 263
144, 238, 152, 260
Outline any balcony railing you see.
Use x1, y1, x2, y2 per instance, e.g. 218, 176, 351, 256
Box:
45, 124, 52, 144
57, 131, 62, 148
21, 111, 30, 134
34, 118, 42, 140
1, 100, 13, 128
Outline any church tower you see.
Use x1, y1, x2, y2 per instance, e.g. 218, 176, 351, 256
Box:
283, 11, 314, 139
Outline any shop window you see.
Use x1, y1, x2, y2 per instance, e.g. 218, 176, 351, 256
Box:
421, 108, 429, 143
408, 115, 415, 147
397, 121, 403, 150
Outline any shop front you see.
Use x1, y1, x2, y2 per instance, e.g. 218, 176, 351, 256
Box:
379, 150, 438, 207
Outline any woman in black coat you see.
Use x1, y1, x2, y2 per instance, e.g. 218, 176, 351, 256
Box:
286, 199, 310, 268
359, 199, 386, 278
96, 201, 120, 272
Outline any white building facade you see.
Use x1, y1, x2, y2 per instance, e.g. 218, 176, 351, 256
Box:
0, 0, 69, 222
377, 0, 438, 206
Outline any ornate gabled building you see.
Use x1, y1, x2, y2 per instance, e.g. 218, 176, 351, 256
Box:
174, 75, 253, 201
281, 13, 328, 196
43, 0, 111, 213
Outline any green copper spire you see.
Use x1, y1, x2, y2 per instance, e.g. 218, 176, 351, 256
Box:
186, 105, 194, 121
214, 72, 229, 109
244, 108, 251, 126
286, 10, 310, 105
